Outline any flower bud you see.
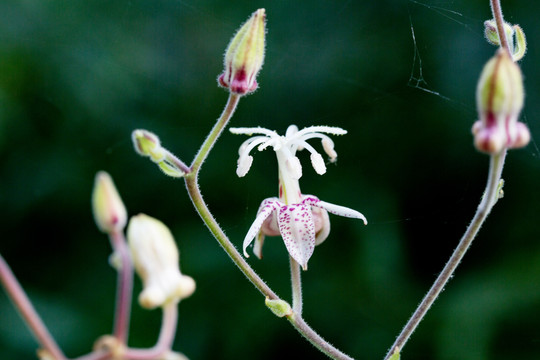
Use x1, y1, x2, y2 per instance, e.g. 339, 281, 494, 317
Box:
473, 50, 529, 154
127, 214, 195, 309
218, 9, 266, 95
92, 171, 127, 233
132, 129, 186, 178
132, 129, 164, 162
265, 297, 292, 318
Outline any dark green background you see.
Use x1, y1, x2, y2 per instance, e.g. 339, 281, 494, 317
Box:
1, 1, 539, 359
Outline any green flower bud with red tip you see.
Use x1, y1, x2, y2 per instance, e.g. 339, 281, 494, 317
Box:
473, 50, 529, 154
218, 9, 266, 95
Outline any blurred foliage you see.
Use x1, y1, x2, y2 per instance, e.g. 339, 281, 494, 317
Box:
1, 1, 539, 359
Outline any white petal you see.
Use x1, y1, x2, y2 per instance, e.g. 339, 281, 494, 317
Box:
312, 206, 330, 246
303, 195, 367, 225
243, 199, 280, 257
277, 204, 315, 270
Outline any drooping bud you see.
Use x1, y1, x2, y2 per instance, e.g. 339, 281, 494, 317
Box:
127, 214, 196, 309
218, 9, 266, 95
132, 129, 186, 178
473, 50, 529, 154
132, 129, 164, 162
92, 171, 127, 233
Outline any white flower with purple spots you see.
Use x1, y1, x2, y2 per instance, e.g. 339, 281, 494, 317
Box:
230, 125, 367, 270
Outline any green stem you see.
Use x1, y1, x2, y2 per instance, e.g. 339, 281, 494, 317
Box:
289, 256, 303, 315
288, 315, 354, 360
383, 151, 506, 359
185, 93, 277, 299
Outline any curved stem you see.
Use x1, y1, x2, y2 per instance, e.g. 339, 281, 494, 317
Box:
288, 315, 354, 360
110, 230, 133, 344
289, 256, 303, 315
184, 94, 277, 299
490, 0, 512, 56
123, 303, 178, 359
384, 151, 506, 359
0, 254, 67, 360
189, 93, 240, 173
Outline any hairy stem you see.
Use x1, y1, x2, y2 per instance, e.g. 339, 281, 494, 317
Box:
185, 93, 277, 299
289, 315, 354, 360
384, 151, 506, 359
0, 254, 67, 360
110, 230, 133, 344
290, 256, 303, 315
490, 0, 512, 56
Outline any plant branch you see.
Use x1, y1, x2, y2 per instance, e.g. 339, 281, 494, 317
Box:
0, 254, 67, 360
490, 0, 512, 56
288, 314, 354, 360
123, 303, 178, 359
384, 151, 506, 359
109, 230, 133, 344
184, 93, 277, 299
290, 256, 303, 315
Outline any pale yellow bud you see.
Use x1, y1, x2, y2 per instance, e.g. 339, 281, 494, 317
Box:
127, 214, 195, 309
474, 50, 529, 154
92, 171, 127, 233
218, 9, 266, 95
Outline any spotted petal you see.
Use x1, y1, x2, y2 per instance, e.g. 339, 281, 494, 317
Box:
243, 198, 280, 257
303, 195, 367, 225
277, 204, 316, 270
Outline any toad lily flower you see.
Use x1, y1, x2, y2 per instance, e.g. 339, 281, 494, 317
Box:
230, 125, 367, 270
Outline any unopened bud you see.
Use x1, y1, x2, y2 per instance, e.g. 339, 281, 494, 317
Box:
92, 171, 127, 233
132, 129, 164, 162
218, 9, 266, 95
127, 214, 196, 309
473, 50, 529, 154
265, 297, 292, 318
132, 129, 186, 178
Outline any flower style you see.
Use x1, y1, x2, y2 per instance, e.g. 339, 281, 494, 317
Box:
230, 125, 367, 270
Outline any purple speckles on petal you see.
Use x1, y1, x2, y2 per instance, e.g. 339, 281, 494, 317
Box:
277, 203, 316, 268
